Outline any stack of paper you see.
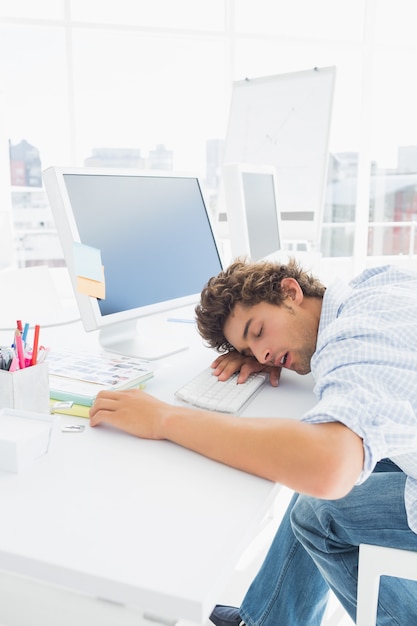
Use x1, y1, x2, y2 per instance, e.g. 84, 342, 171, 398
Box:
48, 350, 153, 416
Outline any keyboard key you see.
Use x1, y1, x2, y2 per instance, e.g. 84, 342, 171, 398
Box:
175, 368, 267, 414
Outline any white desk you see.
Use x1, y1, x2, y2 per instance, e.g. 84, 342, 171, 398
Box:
0, 312, 316, 626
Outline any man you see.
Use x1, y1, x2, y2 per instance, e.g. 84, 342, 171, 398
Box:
90, 258, 417, 625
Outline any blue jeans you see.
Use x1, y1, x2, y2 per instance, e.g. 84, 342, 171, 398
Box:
240, 460, 417, 626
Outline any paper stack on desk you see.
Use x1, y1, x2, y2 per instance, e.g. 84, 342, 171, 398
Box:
48, 350, 153, 407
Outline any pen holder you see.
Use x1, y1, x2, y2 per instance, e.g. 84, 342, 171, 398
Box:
0, 362, 50, 415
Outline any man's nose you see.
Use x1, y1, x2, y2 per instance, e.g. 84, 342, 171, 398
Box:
254, 345, 271, 364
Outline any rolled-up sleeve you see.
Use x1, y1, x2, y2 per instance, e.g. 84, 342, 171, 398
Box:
308, 267, 417, 530
302, 386, 417, 484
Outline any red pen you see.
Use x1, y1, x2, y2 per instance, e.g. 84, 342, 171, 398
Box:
31, 324, 40, 366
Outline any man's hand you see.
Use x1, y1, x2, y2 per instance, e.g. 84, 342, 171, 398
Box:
211, 351, 282, 387
89, 388, 167, 438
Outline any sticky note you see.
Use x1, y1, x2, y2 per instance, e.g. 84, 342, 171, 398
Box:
73, 242, 103, 283
76, 266, 106, 299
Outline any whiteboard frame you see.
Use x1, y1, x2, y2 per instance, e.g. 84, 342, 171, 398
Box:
223, 66, 336, 248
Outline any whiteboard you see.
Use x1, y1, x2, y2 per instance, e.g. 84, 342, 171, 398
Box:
223, 66, 336, 246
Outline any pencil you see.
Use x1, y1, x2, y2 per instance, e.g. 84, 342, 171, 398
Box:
31, 324, 40, 366
15, 330, 26, 369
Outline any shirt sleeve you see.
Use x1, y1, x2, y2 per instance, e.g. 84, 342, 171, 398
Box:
302, 354, 417, 484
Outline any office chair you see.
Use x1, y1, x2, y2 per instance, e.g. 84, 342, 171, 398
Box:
356, 543, 417, 625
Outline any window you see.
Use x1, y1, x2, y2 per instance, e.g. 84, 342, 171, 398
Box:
1, 0, 417, 270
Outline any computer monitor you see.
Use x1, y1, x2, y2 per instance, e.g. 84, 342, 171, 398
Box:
222, 163, 282, 261
43, 167, 223, 360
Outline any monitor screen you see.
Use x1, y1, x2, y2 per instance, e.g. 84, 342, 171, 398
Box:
43, 167, 223, 359
222, 163, 282, 261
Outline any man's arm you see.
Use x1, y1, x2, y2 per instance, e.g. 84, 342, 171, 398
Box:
89, 388, 363, 499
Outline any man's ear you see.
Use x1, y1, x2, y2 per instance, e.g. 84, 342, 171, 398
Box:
280, 277, 303, 304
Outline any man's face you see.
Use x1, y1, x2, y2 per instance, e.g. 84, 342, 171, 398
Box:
223, 286, 320, 376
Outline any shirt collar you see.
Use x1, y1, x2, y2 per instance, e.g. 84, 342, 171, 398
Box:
318, 278, 353, 336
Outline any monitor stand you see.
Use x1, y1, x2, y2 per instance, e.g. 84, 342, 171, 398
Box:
99, 319, 189, 361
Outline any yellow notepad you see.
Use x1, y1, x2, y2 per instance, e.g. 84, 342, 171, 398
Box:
50, 399, 90, 419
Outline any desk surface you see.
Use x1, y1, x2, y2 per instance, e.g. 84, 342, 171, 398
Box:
0, 312, 316, 623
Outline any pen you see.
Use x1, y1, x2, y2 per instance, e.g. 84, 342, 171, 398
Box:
15, 329, 26, 369
22, 322, 30, 346
31, 324, 40, 366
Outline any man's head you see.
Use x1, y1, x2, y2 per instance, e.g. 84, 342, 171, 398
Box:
195, 257, 325, 373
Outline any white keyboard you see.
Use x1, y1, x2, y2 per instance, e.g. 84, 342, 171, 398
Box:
175, 367, 267, 414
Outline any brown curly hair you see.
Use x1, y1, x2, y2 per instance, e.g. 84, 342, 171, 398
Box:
195, 257, 326, 352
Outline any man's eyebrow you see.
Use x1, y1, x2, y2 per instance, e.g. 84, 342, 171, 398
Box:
243, 318, 252, 341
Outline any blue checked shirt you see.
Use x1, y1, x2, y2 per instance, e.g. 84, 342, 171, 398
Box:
302, 265, 417, 534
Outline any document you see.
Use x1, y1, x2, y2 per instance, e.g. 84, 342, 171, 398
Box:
48, 350, 153, 406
